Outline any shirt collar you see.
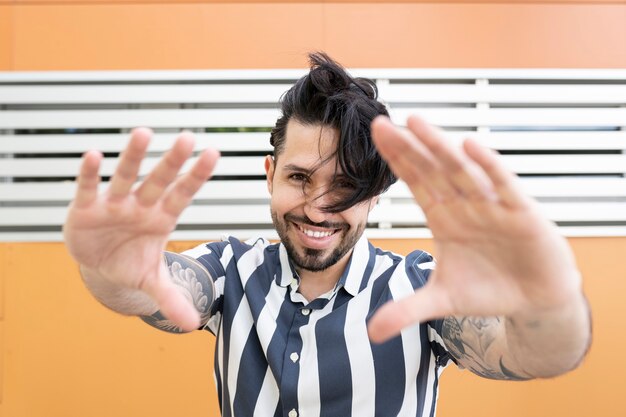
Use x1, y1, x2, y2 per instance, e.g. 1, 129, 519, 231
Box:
276, 233, 370, 298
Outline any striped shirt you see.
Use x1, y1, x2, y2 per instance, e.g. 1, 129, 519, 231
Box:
184, 234, 453, 417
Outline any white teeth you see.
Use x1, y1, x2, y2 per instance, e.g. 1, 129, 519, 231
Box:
298, 225, 334, 238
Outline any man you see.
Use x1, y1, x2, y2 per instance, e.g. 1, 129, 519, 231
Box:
64, 53, 591, 417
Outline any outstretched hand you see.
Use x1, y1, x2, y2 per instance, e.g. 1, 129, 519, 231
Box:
63, 129, 220, 331
367, 115, 581, 343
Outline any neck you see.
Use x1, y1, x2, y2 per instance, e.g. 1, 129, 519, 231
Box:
296, 250, 352, 302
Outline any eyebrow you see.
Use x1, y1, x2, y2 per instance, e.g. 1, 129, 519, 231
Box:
283, 164, 312, 174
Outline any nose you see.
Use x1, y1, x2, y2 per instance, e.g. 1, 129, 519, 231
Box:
302, 188, 332, 224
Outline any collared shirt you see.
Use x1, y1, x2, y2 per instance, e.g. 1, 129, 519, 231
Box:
185, 234, 452, 417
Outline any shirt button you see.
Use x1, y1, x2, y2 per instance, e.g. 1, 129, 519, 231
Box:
289, 409, 298, 417
301, 308, 311, 316
290, 352, 299, 363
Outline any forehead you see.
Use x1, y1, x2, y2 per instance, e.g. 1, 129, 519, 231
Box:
278, 119, 339, 169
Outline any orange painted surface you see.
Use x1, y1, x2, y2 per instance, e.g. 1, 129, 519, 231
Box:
324, 2, 626, 68
0, 5, 13, 70
8, 2, 625, 70
11, 3, 325, 70
0, 237, 624, 417
7, 1, 626, 4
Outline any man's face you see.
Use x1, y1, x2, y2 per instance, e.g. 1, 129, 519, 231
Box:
265, 119, 377, 272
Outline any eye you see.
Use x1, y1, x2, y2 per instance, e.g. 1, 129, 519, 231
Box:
336, 180, 356, 190
289, 173, 308, 183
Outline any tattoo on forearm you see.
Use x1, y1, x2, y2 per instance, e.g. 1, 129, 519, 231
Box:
442, 316, 531, 381
140, 252, 215, 334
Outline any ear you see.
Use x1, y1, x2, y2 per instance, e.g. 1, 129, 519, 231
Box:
264, 155, 275, 194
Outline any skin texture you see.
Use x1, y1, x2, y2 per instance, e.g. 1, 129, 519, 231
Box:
64, 129, 220, 331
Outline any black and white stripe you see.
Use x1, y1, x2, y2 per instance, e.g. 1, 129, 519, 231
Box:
185, 235, 453, 417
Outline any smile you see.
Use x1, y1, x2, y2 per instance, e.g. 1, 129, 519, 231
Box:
294, 223, 340, 239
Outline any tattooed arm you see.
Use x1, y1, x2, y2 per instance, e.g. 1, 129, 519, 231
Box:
441, 294, 592, 380
81, 251, 215, 334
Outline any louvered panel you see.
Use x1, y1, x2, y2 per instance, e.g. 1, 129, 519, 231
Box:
0, 68, 625, 241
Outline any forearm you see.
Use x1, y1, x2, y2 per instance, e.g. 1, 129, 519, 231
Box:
80, 265, 159, 316
504, 291, 592, 378
443, 292, 592, 380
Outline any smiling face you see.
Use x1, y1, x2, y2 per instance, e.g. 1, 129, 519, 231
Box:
265, 119, 377, 273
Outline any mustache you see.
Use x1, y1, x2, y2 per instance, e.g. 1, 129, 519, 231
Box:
284, 213, 348, 230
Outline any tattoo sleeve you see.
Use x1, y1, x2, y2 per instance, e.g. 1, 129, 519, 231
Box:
442, 316, 532, 381
140, 251, 216, 334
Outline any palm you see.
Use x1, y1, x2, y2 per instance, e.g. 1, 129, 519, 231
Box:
368, 116, 580, 341
63, 128, 219, 329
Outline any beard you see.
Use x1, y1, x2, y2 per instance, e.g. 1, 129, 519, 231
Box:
271, 209, 365, 272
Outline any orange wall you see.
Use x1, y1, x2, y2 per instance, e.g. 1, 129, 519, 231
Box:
1, 1, 625, 417
0, 1, 624, 70
0, 238, 625, 417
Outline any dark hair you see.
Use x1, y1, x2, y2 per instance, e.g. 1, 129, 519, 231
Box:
269, 52, 397, 213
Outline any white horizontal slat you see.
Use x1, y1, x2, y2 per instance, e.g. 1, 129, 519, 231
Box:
2, 131, 625, 154
450, 131, 626, 150
0, 204, 272, 226
2, 68, 625, 83
5, 225, 626, 242
0, 132, 272, 153
3, 155, 624, 177
2, 108, 625, 130
0, 84, 290, 105
5, 83, 624, 106
0, 109, 281, 129
385, 177, 626, 199
0, 180, 269, 202
378, 84, 626, 104
4, 177, 626, 204
390, 108, 626, 127
369, 202, 626, 224
501, 155, 626, 174
3, 201, 625, 228
0, 156, 266, 177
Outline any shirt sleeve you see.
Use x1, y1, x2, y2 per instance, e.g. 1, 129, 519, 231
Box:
405, 250, 457, 368
182, 239, 232, 334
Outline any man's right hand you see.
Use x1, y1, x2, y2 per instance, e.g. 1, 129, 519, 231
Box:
63, 128, 220, 331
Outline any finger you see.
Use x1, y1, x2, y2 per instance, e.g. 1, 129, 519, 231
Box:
464, 138, 531, 209
162, 147, 221, 217
406, 115, 494, 201
368, 283, 452, 344
108, 127, 151, 199
372, 116, 453, 208
142, 264, 201, 332
73, 150, 103, 208
135, 131, 195, 207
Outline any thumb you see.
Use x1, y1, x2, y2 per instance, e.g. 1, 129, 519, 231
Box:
142, 264, 201, 332
368, 284, 451, 343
